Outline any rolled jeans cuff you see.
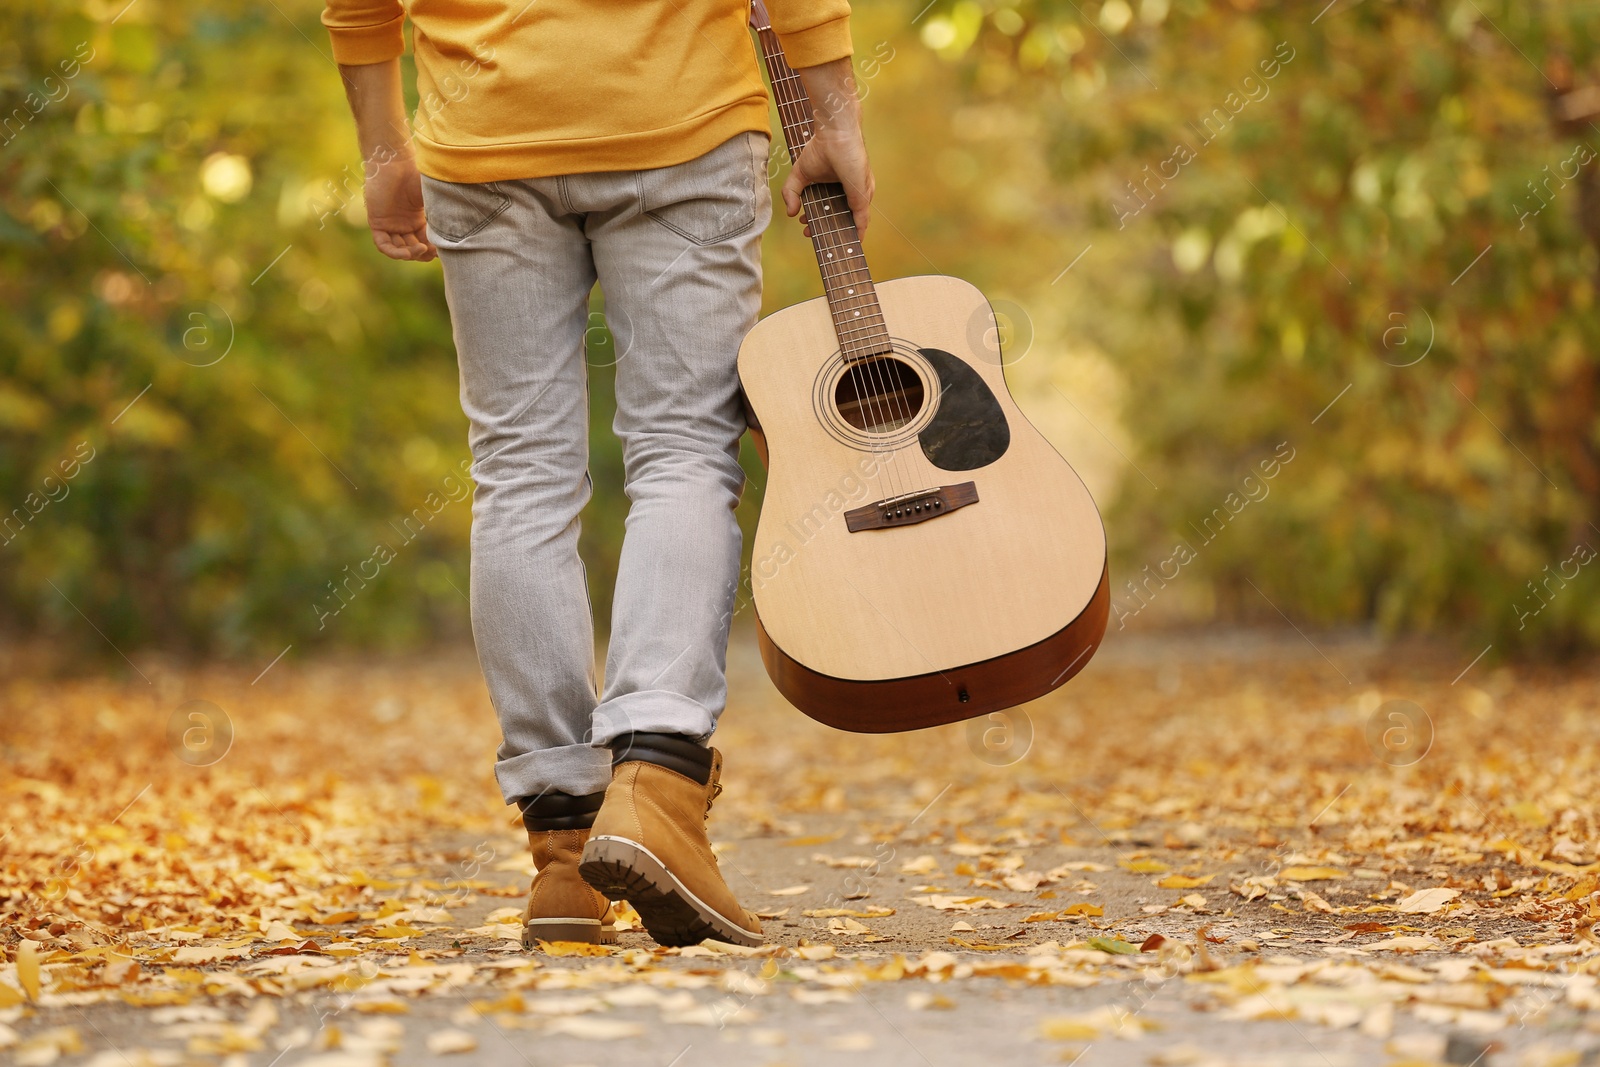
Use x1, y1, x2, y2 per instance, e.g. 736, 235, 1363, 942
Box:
494, 742, 613, 806
588, 691, 716, 749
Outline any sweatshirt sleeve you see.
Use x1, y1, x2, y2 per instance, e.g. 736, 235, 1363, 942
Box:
766, 0, 854, 68
321, 0, 406, 65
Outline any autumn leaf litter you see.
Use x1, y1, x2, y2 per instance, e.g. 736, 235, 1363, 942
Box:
2, 637, 1599, 1062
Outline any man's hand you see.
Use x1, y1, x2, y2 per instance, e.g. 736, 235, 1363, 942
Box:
338, 59, 435, 262
783, 57, 875, 235
364, 151, 436, 262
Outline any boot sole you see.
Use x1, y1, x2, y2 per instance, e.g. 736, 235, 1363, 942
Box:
579, 835, 762, 948
520, 917, 617, 950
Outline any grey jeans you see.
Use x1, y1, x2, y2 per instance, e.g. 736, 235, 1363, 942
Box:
420, 131, 771, 805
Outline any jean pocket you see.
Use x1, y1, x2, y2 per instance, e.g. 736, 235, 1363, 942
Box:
419, 175, 512, 243
638, 133, 759, 245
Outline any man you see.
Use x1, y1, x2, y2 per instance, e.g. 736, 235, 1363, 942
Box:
320, 0, 874, 947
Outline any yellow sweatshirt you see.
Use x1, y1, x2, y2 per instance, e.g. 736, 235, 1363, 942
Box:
321, 0, 853, 182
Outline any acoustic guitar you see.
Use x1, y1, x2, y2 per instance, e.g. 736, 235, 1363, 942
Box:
740, 1, 1110, 732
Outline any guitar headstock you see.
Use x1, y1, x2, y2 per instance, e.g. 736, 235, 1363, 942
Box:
748, 0, 772, 31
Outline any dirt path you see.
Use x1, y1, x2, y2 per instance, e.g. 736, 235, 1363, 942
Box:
3, 629, 1598, 1066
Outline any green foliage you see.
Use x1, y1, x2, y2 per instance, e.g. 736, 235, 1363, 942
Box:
0, 1, 480, 653
922, 0, 1600, 652
5, 0, 1598, 656
0, 1, 753, 656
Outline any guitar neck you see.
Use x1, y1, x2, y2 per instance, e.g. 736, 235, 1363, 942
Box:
749, 7, 892, 362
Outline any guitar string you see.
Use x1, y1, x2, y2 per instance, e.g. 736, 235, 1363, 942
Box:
761, 37, 892, 499
812, 196, 925, 495
769, 70, 905, 497
781, 127, 925, 492
778, 91, 913, 496
807, 186, 915, 497
764, 31, 940, 501
767, 47, 898, 499
757, 12, 905, 439
764, 35, 911, 500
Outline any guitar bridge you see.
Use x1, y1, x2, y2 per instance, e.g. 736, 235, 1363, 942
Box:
844, 482, 979, 533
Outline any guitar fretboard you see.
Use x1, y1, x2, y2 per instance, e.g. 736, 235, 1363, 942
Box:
752, 18, 892, 363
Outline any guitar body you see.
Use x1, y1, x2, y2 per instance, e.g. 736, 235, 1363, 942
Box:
740, 274, 1109, 732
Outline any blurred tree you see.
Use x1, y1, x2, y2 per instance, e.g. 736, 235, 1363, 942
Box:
0, 0, 475, 655
6, 0, 1598, 658
0, 0, 751, 658
918, 0, 1600, 652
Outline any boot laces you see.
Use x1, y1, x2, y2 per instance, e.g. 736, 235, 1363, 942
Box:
706, 748, 724, 816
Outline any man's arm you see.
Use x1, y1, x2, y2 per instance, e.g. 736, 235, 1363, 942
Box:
321, 0, 433, 261
783, 58, 874, 235
765, 0, 874, 234
337, 59, 435, 262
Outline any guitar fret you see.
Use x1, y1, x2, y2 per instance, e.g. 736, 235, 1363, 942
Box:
758, 25, 890, 358
833, 324, 890, 341
837, 331, 890, 344
830, 314, 884, 329
825, 283, 880, 297
829, 303, 881, 317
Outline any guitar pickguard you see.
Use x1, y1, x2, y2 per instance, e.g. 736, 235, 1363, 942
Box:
917, 347, 1011, 471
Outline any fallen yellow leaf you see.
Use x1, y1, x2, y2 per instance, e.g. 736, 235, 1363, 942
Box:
803, 906, 894, 918
1157, 874, 1215, 889
911, 894, 1017, 911
1039, 1019, 1099, 1041
367, 925, 425, 939
16, 941, 41, 1002
1395, 888, 1461, 914
426, 1030, 478, 1054
538, 940, 616, 957
352, 999, 410, 1014
101, 955, 140, 986
1280, 866, 1348, 881
314, 911, 361, 925
1302, 892, 1337, 913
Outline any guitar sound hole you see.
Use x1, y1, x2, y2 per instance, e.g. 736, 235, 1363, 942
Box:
834, 357, 925, 434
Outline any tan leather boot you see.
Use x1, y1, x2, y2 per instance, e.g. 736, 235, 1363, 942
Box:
521, 828, 617, 947
580, 736, 761, 947
516, 790, 616, 948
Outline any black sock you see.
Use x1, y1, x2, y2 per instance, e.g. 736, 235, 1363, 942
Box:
610, 731, 713, 785
517, 789, 606, 831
